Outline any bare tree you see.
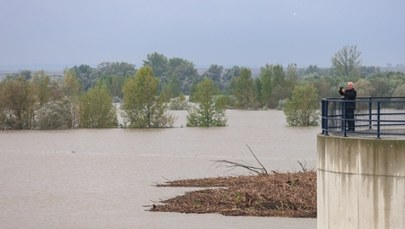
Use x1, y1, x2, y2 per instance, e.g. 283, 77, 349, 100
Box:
331, 45, 361, 78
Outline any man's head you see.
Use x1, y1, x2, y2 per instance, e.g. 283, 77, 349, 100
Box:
347, 82, 354, 89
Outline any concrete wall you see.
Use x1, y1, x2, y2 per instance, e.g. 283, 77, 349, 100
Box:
317, 135, 405, 229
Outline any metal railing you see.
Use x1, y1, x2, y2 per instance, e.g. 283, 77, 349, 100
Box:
321, 97, 405, 138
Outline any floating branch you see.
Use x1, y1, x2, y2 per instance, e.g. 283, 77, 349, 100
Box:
214, 144, 268, 174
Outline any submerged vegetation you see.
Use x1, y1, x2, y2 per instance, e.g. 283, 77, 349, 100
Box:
122, 66, 174, 128
187, 78, 227, 127
1, 46, 405, 129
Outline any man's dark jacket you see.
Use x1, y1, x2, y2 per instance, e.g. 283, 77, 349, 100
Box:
339, 88, 357, 109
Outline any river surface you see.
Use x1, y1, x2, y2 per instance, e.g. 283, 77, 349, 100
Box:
0, 110, 319, 229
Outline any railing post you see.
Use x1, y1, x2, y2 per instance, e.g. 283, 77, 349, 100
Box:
321, 99, 329, 135
368, 97, 372, 129
377, 101, 381, 138
342, 100, 347, 137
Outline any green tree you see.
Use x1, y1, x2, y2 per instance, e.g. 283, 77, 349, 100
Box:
166, 57, 200, 95
0, 77, 33, 129
354, 79, 375, 97
93, 62, 136, 98
122, 66, 174, 128
187, 78, 226, 127
331, 45, 361, 78
79, 83, 118, 128
304, 65, 321, 76
143, 52, 170, 98
255, 77, 263, 108
202, 64, 224, 89
96, 62, 136, 78
284, 83, 319, 126
360, 66, 381, 77
33, 71, 68, 130
35, 98, 72, 130
270, 65, 288, 109
393, 83, 405, 97
145, 55, 199, 99
0, 82, 6, 128
369, 72, 405, 97
258, 64, 273, 108
109, 76, 127, 99
143, 52, 168, 78
272, 65, 285, 87
230, 68, 258, 109
370, 76, 391, 97
63, 68, 82, 97
305, 76, 336, 99
285, 64, 299, 93
162, 74, 181, 101
63, 68, 82, 128
222, 66, 241, 93
70, 64, 95, 91
31, 71, 51, 107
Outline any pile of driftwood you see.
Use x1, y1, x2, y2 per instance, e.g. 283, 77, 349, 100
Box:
149, 145, 316, 218
150, 171, 316, 217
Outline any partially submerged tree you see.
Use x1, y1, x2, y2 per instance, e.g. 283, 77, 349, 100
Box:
33, 72, 69, 130
122, 66, 174, 128
258, 64, 273, 108
35, 98, 72, 130
79, 83, 118, 128
284, 83, 319, 126
187, 78, 226, 127
63, 68, 82, 128
270, 65, 288, 109
230, 68, 258, 109
0, 76, 33, 129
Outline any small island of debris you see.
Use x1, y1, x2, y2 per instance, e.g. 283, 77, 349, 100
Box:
149, 170, 316, 218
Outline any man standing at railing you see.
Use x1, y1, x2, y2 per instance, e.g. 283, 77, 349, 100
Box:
339, 82, 357, 131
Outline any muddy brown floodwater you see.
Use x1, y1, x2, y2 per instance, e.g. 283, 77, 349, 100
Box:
0, 110, 318, 229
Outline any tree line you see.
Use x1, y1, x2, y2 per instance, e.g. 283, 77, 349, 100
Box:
1, 45, 405, 129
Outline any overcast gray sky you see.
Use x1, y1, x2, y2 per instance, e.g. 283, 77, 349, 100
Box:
0, 0, 404, 69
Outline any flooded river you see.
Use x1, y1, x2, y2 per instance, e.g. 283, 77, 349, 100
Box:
0, 110, 318, 229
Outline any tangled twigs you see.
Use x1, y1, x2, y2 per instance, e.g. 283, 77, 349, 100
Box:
149, 146, 316, 218
214, 144, 268, 174
214, 159, 266, 174
246, 144, 268, 174
150, 171, 317, 218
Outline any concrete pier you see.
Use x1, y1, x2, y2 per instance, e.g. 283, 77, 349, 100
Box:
317, 134, 405, 229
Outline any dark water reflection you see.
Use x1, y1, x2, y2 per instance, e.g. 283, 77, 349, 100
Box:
0, 110, 317, 229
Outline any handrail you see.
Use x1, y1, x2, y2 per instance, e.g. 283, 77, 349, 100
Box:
321, 97, 405, 138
